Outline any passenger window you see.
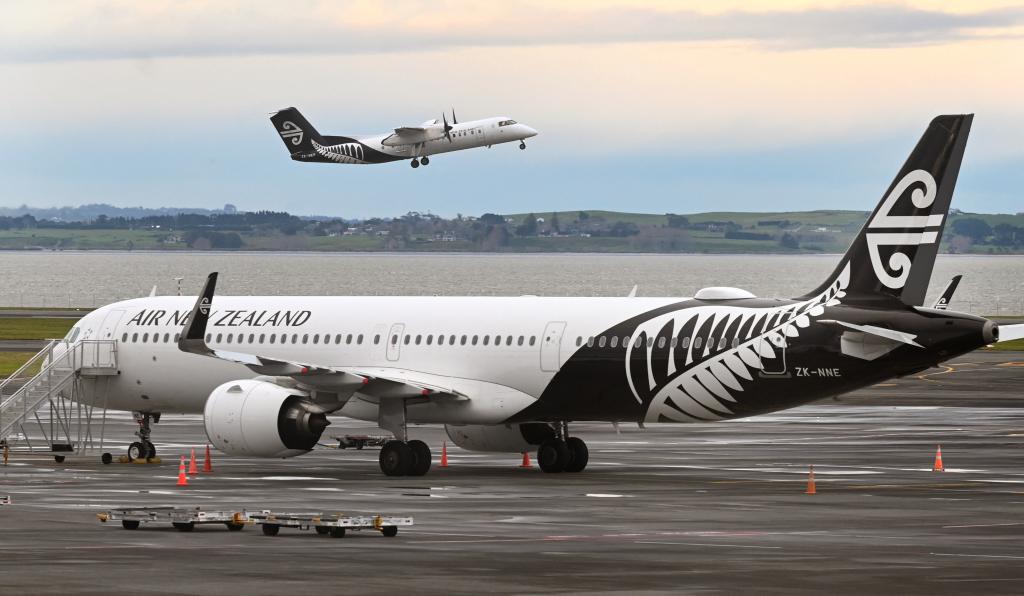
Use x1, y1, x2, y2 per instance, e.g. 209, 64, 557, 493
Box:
121, 333, 128, 342
205, 333, 211, 343
323, 335, 330, 344
347, 334, 353, 344
517, 336, 524, 346
404, 335, 411, 345
682, 337, 690, 348
391, 334, 398, 345
694, 337, 703, 349
598, 336, 607, 348
461, 335, 467, 345
302, 334, 309, 344
731, 337, 739, 349
576, 337, 582, 347
657, 337, 666, 349
133, 333, 139, 342
226, 333, 233, 344
336, 334, 343, 344
610, 336, 619, 348
449, 334, 456, 345
313, 334, 319, 344
472, 335, 478, 345
646, 337, 655, 348
259, 334, 265, 343
623, 336, 630, 347
174, 333, 180, 342
529, 336, 536, 346
374, 334, 381, 345
248, 333, 254, 343
164, 333, 170, 343
415, 334, 422, 345
214, 333, 221, 343
269, 334, 276, 344
718, 337, 727, 350
426, 335, 433, 345
291, 334, 298, 344
587, 337, 595, 347
670, 337, 677, 348
506, 336, 513, 346
142, 333, 149, 343
357, 334, 363, 344
483, 335, 490, 346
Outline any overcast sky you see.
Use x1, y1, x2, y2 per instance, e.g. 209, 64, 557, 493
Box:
3, 1, 1023, 217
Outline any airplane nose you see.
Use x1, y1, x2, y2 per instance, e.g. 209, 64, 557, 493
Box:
522, 125, 538, 138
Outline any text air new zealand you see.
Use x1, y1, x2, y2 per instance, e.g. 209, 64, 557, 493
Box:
44, 114, 1024, 477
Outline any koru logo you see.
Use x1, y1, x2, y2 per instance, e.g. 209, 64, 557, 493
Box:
278, 121, 304, 146
199, 297, 211, 316
866, 169, 942, 290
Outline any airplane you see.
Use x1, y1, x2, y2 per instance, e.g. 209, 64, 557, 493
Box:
45, 114, 1024, 478
932, 275, 962, 310
270, 107, 538, 168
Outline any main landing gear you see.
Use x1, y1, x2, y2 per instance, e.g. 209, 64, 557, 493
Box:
127, 412, 159, 461
537, 422, 588, 473
410, 156, 430, 168
379, 439, 431, 477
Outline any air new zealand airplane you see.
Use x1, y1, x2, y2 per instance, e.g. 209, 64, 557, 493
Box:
44, 114, 1023, 477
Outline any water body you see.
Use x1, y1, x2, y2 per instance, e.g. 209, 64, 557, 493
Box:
0, 252, 1020, 315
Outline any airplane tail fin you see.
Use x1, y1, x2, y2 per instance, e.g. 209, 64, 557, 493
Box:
800, 114, 973, 306
270, 107, 323, 156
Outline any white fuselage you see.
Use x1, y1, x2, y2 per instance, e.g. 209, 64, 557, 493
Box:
68, 295, 682, 424
365, 117, 536, 159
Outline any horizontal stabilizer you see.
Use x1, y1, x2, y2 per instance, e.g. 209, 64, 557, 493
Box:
820, 320, 923, 347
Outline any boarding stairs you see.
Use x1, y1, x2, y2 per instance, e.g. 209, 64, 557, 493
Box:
0, 339, 118, 458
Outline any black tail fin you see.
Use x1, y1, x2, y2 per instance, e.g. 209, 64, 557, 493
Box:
270, 107, 323, 156
801, 114, 973, 306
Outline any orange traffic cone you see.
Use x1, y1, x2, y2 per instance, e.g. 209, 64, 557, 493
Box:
933, 445, 945, 472
439, 442, 449, 468
805, 465, 816, 495
202, 444, 213, 473
519, 451, 532, 468
187, 448, 198, 476
176, 455, 189, 486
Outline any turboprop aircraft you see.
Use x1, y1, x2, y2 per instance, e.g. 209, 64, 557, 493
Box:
270, 107, 537, 168
42, 114, 1024, 477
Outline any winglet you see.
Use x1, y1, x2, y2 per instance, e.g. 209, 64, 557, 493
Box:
178, 272, 218, 356
932, 275, 963, 310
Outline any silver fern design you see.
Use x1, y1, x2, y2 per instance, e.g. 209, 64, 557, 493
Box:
312, 140, 366, 164
626, 263, 851, 423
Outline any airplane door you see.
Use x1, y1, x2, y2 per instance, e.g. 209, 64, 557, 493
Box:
758, 334, 788, 376
540, 321, 566, 372
386, 323, 405, 362
95, 309, 125, 368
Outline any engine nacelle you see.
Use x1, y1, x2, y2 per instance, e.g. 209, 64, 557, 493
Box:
204, 379, 330, 458
445, 423, 555, 453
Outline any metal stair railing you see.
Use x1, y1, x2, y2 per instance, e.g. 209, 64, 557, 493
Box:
0, 340, 118, 452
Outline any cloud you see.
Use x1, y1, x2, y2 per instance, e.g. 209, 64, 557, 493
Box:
3, 1, 1024, 63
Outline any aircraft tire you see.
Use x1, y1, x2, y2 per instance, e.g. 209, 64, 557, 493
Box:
330, 527, 346, 538
315, 526, 330, 535
127, 441, 146, 461
564, 437, 589, 473
519, 141, 526, 150
421, 156, 430, 166
380, 440, 413, 476
144, 441, 156, 460
411, 159, 420, 168
407, 439, 432, 476
537, 439, 570, 473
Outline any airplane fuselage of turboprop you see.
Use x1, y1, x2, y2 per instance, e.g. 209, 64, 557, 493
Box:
61, 281, 994, 427
285, 116, 537, 165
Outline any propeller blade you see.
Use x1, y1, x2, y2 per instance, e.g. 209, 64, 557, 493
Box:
452, 108, 457, 125
443, 113, 452, 142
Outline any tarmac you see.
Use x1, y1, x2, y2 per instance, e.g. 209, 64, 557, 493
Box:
1, 350, 1023, 595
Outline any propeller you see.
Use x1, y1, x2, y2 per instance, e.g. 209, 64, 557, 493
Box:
442, 112, 453, 143
451, 108, 458, 125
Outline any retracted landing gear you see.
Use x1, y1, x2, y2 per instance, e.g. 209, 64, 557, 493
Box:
128, 412, 159, 461
537, 422, 588, 473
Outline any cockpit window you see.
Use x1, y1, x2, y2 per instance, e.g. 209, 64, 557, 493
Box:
65, 327, 81, 343
498, 119, 517, 127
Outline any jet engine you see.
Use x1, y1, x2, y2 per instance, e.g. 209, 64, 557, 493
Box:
445, 423, 555, 453
204, 379, 330, 458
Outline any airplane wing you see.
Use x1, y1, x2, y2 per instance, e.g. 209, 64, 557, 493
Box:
177, 272, 466, 401
394, 126, 428, 134
998, 324, 1024, 343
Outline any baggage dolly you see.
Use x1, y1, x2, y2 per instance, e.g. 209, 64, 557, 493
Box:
247, 510, 413, 538
0, 495, 11, 506
97, 507, 248, 532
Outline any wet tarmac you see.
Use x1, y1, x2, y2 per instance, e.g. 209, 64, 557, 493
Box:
1, 351, 1023, 595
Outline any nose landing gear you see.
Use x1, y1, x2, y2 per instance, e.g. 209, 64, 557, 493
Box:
519, 141, 526, 150
128, 412, 159, 461
537, 422, 588, 473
